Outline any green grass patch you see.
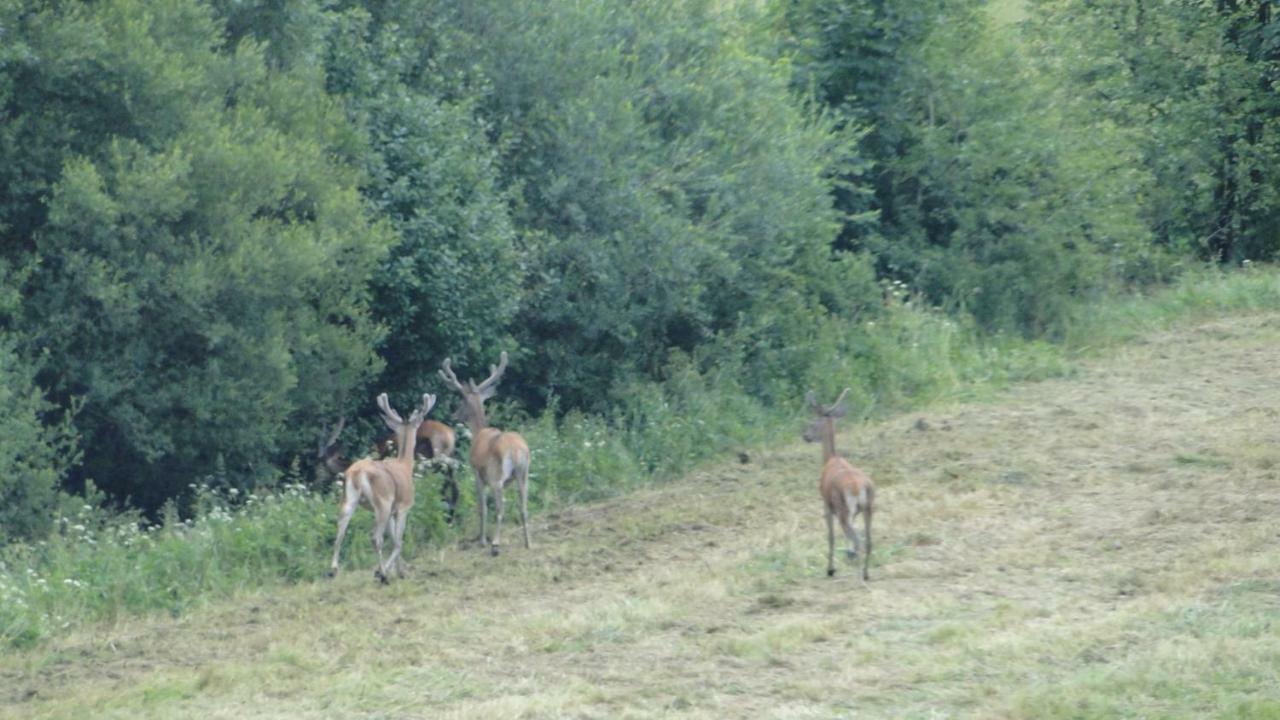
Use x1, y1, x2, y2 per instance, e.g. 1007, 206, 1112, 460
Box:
1008, 585, 1280, 718
1174, 452, 1231, 468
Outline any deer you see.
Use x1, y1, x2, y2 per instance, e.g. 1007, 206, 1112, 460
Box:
372, 420, 460, 523
438, 351, 531, 556
319, 413, 460, 523
803, 388, 875, 581
316, 416, 351, 484
328, 392, 436, 583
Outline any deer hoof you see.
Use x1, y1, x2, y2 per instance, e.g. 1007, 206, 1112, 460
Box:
327, 568, 337, 578
845, 549, 858, 559
827, 567, 836, 577
490, 545, 501, 557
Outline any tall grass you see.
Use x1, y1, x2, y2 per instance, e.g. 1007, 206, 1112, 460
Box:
1058, 263, 1280, 350
1, 264, 1275, 649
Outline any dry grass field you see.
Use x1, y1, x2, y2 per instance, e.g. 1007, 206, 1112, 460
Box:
3, 312, 1280, 719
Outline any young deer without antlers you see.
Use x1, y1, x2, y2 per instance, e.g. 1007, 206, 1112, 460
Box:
438, 351, 531, 556
803, 388, 875, 581
329, 392, 436, 583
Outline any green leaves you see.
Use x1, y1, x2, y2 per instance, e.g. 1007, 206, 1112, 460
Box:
1, 0, 1268, 530
6, 0, 388, 511
416, 0, 861, 409
1030, 0, 1280, 264
0, 334, 75, 544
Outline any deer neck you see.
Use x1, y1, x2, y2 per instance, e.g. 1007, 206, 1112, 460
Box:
395, 424, 419, 467
464, 397, 490, 436
820, 418, 838, 464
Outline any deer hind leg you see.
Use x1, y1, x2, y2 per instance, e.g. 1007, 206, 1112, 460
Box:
839, 510, 860, 559
862, 503, 873, 581
387, 506, 411, 578
825, 507, 837, 577
518, 463, 531, 550
840, 489, 862, 559
371, 501, 392, 583
329, 483, 361, 577
384, 511, 398, 575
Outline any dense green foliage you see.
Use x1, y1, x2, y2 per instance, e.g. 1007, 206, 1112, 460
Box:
0, 335, 75, 544
1029, 0, 1280, 264
774, 0, 1177, 333
0, 0, 1277, 554
1, 0, 390, 511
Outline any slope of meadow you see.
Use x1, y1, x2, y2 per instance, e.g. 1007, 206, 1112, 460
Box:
3, 311, 1280, 719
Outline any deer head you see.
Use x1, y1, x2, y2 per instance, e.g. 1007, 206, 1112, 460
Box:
316, 416, 349, 477
438, 351, 509, 430
803, 388, 851, 444
375, 392, 436, 462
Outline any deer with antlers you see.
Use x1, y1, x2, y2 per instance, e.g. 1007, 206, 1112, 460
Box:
803, 388, 875, 581
372, 420, 460, 523
316, 416, 352, 483
318, 415, 460, 523
438, 351, 531, 556
328, 392, 436, 583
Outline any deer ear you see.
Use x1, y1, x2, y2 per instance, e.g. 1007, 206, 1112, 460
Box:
805, 390, 820, 412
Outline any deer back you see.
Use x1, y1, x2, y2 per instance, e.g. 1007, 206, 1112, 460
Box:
344, 455, 416, 510
470, 428, 529, 483
419, 420, 456, 459
820, 456, 871, 510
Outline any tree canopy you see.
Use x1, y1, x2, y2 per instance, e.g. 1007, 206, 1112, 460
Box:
0, 0, 1275, 534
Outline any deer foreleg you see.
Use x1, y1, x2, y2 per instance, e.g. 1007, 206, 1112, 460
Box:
475, 472, 487, 545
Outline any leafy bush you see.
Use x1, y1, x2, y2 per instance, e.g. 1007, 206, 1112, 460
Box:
2, 0, 390, 512
0, 336, 77, 544
0, 479, 397, 648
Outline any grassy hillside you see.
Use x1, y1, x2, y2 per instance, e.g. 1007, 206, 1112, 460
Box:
3, 303, 1280, 718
